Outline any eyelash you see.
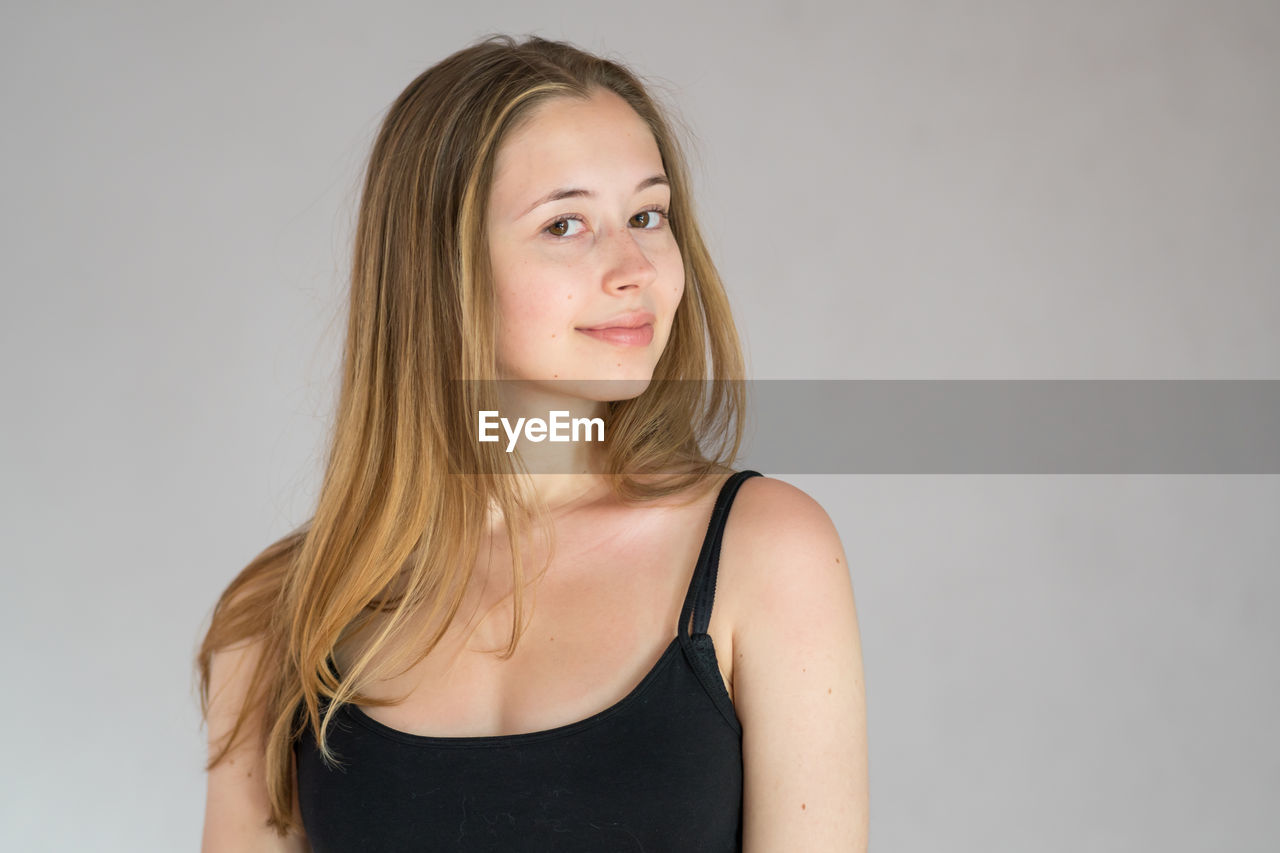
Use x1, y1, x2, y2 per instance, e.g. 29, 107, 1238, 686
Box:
543, 205, 671, 238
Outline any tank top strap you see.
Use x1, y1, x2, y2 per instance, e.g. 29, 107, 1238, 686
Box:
679, 469, 763, 638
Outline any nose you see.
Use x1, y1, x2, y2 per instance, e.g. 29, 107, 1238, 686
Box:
599, 222, 658, 293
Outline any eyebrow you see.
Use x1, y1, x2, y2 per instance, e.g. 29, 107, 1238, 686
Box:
520, 174, 670, 218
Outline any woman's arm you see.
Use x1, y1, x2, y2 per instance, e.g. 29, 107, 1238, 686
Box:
731, 477, 870, 852
201, 638, 310, 852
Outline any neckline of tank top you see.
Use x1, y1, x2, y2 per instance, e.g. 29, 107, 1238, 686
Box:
314, 469, 758, 749
329, 633, 707, 749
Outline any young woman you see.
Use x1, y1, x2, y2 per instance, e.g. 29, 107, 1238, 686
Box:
197, 34, 867, 852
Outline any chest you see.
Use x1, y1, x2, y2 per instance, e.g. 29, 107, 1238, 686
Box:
332, 488, 738, 739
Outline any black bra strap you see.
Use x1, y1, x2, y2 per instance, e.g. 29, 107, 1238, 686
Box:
680, 470, 764, 637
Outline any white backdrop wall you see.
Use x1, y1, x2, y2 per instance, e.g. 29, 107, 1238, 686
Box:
2, 1, 1276, 850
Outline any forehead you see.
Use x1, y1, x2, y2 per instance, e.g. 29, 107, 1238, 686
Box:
489, 90, 666, 207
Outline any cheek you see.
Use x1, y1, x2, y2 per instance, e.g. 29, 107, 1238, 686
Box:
494, 261, 577, 346
666, 255, 686, 304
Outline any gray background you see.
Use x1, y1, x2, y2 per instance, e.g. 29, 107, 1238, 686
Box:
2, 1, 1277, 850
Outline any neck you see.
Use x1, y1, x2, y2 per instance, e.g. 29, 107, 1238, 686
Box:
484, 379, 616, 522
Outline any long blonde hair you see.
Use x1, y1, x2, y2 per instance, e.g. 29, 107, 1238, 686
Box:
195, 33, 746, 838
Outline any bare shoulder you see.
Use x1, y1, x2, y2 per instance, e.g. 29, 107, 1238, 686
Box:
722, 475, 850, 596
718, 474, 854, 666
729, 474, 841, 535
721, 475, 869, 849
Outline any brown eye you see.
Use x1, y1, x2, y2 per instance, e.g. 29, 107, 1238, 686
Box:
544, 216, 585, 238
631, 208, 668, 229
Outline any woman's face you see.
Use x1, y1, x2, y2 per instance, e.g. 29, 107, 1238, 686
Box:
485, 89, 684, 398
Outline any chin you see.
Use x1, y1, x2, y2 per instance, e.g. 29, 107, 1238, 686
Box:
551, 374, 653, 402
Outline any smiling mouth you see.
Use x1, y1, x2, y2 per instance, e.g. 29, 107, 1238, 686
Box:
575, 324, 654, 346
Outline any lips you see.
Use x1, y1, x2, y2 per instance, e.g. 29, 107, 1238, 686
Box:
576, 324, 654, 346
573, 309, 657, 347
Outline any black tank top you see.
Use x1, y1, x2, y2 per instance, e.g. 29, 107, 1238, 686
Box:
294, 470, 763, 852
